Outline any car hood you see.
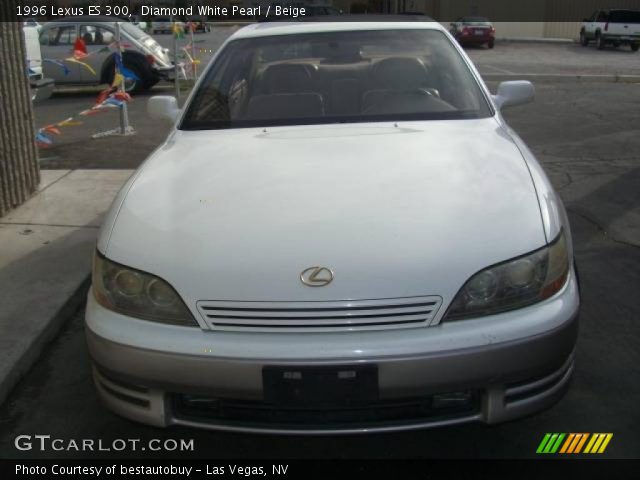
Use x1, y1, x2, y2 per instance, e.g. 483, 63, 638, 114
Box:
103, 119, 545, 308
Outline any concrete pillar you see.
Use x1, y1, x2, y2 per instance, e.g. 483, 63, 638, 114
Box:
0, 7, 40, 217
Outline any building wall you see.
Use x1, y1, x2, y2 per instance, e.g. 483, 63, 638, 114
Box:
0, 14, 40, 216
544, 22, 582, 40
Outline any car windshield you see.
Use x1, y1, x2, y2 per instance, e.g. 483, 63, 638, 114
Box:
181, 29, 492, 131
609, 10, 640, 23
461, 17, 491, 25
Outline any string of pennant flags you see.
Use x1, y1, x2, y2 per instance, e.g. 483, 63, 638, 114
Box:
174, 23, 204, 80
35, 85, 133, 148
35, 41, 136, 148
41, 22, 204, 82
35, 23, 205, 147
43, 39, 135, 78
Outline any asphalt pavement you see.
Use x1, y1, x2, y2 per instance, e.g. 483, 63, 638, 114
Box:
1, 35, 638, 459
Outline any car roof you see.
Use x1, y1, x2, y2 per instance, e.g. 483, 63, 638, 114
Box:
460, 16, 490, 22
230, 18, 443, 40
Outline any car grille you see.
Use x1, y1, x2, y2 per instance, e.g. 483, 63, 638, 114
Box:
196, 296, 442, 332
171, 391, 480, 431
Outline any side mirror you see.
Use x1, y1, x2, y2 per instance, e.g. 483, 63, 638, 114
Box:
148, 96, 180, 123
492, 81, 534, 110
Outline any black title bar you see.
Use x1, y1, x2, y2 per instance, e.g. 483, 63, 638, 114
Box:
2, 0, 640, 23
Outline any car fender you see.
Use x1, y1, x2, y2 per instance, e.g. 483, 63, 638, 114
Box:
505, 128, 574, 259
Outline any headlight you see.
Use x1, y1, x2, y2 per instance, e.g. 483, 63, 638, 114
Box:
92, 251, 198, 327
444, 230, 570, 321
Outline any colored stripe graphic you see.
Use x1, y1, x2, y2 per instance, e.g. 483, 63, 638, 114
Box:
559, 433, 575, 453
597, 434, 613, 453
567, 433, 584, 453
538, 433, 613, 454
593, 434, 606, 452
574, 433, 589, 453
584, 434, 598, 453
550, 433, 565, 453
536, 433, 565, 454
584, 433, 614, 454
544, 433, 559, 453
536, 433, 552, 453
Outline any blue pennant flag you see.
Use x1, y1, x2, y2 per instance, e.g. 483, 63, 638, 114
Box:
103, 98, 124, 107
36, 132, 53, 145
114, 53, 140, 81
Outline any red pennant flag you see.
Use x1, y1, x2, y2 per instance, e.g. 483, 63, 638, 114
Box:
73, 37, 87, 56
95, 87, 115, 105
113, 92, 132, 102
43, 125, 62, 135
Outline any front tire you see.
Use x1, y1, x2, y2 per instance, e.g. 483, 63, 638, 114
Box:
631, 43, 639, 52
108, 58, 152, 94
580, 30, 588, 46
487, 39, 495, 49
596, 33, 606, 50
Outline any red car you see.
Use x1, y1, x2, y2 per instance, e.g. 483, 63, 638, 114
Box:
449, 16, 495, 48
186, 16, 211, 33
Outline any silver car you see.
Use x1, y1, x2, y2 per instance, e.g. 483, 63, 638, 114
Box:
86, 21, 580, 434
40, 16, 173, 92
151, 17, 177, 35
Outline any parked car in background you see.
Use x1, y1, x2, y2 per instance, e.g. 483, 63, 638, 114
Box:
87, 21, 579, 434
39, 17, 173, 93
580, 9, 640, 51
186, 16, 211, 33
130, 15, 149, 32
152, 17, 184, 34
24, 25, 54, 102
449, 16, 495, 48
23, 18, 43, 32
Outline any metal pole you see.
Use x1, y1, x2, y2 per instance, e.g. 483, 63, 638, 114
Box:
174, 22, 180, 99
116, 22, 129, 134
190, 24, 198, 81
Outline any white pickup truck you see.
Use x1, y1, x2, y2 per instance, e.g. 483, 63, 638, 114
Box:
580, 9, 640, 51
23, 26, 54, 102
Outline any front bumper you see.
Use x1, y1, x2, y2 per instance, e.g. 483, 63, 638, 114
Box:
457, 34, 494, 44
85, 271, 579, 434
154, 65, 176, 81
30, 77, 54, 103
602, 34, 640, 43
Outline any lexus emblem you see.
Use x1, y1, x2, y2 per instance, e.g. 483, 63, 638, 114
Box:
300, 266, 334, 287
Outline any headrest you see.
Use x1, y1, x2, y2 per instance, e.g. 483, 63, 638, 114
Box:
261, 64, 315, 94
371, 57, 429, 90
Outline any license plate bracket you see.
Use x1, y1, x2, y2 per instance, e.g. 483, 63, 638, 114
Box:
263, 365, 378, 407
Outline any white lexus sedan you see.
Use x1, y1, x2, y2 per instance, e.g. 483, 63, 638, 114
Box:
86, 20, 580, 434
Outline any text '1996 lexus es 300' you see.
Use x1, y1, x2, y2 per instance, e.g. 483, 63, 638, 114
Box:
85, 19, 580, 434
